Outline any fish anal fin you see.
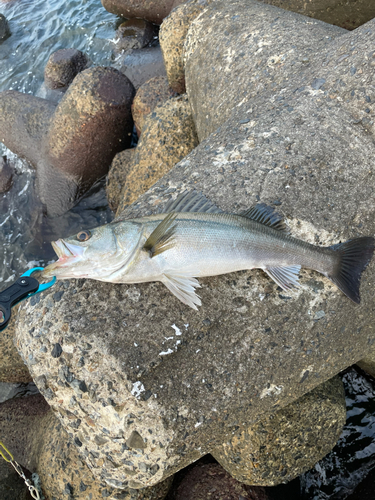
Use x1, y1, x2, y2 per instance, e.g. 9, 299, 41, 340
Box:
161, 270, 201, 310
161, 190, 223, 214
264, 265, 301, 291
240, 203, 287, 232
143, 212, 177, 258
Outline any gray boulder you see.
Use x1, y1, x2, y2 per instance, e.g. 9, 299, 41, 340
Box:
120, 46, 167, 90
15, 0, 375, 491
44, 48, 90, 90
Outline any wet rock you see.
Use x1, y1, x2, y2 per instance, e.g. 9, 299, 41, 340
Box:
132, 76, 177, 136
159, 0, 214, 94
0, 306, 32, 383
116, 94, 198, 214
345, 463, 375, 500
116, 19, 156, 52
101, 0, 185, 25
175, 463, 269, 500
0, 13, 10, 42
0, 459, 31, 500
0, 67, 135, 217
120, 46, 167, 90
0, 156, 13, 193
106, 148, 136, 211
14, 1, 375, 490
258, 0, 375, 30
44, 48, 90, 90
212, 377, 346, 485
184, 0, 346, 141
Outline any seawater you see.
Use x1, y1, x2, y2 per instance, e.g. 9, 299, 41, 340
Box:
0, 0, 122, 282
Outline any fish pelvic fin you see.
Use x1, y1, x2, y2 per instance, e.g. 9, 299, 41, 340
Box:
264, 265, 301, 291
143, 212, 177, 257
161, 271, 201, 310
326, 237, 375, 304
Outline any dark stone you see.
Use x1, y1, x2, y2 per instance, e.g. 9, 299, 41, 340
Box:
115, 19, 156, 52
51, 343, 63, 358
0, 156, 13, 193
100, 0, 185, 25
0, 14, 10, 42
44, 48, 90, 90
126, 431, 146, 449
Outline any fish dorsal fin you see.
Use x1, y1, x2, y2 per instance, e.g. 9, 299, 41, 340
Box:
161, 270, 201, 310
143, 212, 177, 257
160, 190, 223, 214
239, 203, 287, 232
263, 265, 301, 291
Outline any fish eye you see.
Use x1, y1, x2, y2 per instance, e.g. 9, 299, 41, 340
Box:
76, 230, 91, 242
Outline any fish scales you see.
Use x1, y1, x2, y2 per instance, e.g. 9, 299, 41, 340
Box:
42, 191, 375, 309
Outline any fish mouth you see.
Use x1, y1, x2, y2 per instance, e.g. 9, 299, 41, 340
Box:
42, 239, 85, 278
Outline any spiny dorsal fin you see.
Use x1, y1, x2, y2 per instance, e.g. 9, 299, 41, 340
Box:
160, 190, 223, 214
239, 203, 287, 232
264, 265, 301, 291
143, 212, 177, 257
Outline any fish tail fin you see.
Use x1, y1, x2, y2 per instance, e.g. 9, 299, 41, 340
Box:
327, 237, 375, 304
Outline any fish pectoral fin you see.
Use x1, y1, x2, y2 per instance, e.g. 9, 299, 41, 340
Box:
263, 265, 301, 291
161, 271, 201, 310
143, 212, 177, 258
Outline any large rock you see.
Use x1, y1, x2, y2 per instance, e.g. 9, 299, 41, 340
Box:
106, 148, 136, 211
132, 76, 177, 136
0, 67, 135, 217
14, 0, 375, 491
101, 0, 185, 25
115, 19, 156, 53
116, 94, 198, 214
259, 0, 375, 30
0, 306, 32, 383
44, 48, 90, 90
212, 376, 346, 485
0, 395, 173, 499
159, 0, 214, 94
184, 0, 346, 141
120, 47, 167, 90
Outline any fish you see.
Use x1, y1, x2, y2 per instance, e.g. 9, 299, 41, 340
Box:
42, 191, 375, 309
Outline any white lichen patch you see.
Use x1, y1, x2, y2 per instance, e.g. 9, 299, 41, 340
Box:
260, 384, 284, 399
131, 381, 145, 398
286, 217, 339, 246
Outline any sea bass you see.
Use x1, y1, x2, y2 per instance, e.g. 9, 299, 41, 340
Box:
42, 191, 375, 309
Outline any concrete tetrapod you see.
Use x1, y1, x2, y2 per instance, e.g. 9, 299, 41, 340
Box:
15, 0, 375, 491
0, 67, 135, 217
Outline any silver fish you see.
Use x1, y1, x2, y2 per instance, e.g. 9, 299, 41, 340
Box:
42, 191, 374, 309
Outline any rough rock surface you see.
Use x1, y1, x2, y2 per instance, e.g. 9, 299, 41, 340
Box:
116, 19, 156, 52
0, 13, 10, 42
0, 306, 32, 383
184, 0, 346, 141
116, 94, 198, 214
259, 0, 375, 30
132, 76, 177, 136
212, 376, 346, 485
15, 1, 375, 491
159, 0, 214, 94
175, 463, 269, 500
0, 67, 135, 217
0, 396, 173, 499
106, 148, 136, 212
356, 344, 375, 378
0, 156, 13, 193
101, 0, 185, 25
44, 48, 90, 90
120, 47, 167, 90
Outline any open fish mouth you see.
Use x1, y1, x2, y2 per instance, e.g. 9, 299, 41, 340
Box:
42, 239, 86, 278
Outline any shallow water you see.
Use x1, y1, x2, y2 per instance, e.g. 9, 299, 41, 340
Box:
300, 368, 375, 499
